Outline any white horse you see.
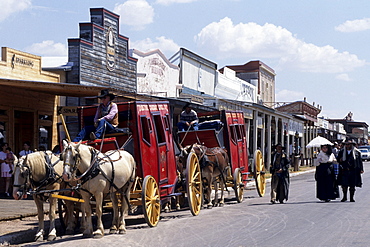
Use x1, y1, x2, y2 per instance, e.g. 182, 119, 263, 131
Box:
61, 140, 136, 238
12, 151, 76, 241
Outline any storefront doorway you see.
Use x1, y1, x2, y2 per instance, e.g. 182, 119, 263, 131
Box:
14, 110, 34, 155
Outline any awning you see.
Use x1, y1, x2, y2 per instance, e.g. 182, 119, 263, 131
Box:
0, 78, 106, 97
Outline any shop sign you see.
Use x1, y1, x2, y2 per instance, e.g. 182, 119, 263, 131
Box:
58, 106, 78, 116
11, 54, 34, 69
106, 26, 116, 71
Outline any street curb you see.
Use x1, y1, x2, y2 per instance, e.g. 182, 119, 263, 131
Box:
0, 212, 39, 222
245, 167, 316, 187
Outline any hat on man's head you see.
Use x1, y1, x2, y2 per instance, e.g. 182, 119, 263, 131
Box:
98, 89, 115, 100
343, 139, 356, 145
274, 143, 285, 150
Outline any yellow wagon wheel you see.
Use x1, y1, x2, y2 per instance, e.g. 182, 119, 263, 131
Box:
142, 175, 161, 227
233, 168, 244, 203
254, 149, 266, 197
186, 151, 203, 216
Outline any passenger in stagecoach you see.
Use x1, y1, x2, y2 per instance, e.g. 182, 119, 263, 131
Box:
73, 89, 118, 142
177, 103, 199, 131
270, 143, 290, 204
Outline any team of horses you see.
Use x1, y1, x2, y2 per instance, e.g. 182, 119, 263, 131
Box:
12, 140, 231, 241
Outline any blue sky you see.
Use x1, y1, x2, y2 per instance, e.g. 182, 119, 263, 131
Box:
1, 0, 370, 126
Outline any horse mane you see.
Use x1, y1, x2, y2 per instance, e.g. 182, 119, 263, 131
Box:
26, 151, 49, 178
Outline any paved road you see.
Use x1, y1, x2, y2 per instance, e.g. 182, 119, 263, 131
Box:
4, 163, 370, 247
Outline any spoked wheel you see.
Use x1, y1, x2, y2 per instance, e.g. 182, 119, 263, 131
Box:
186, 151, 202, 216
254, 149, 266, 197
142, 175, 160, 227
233, 168, 244, 203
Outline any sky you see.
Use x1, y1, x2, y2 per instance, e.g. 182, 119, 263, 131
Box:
1, 0, 370, 126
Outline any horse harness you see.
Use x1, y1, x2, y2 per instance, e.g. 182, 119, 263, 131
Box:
67, 146, 135, 200
14, 152, 63, 199
198, 146, 229, 189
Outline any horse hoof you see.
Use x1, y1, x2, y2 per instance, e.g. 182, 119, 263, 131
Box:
164, 208, 170, 213
109, 229, 117, 234
219, 203, 224, 207
35, 236, 44, 242
207, 205, 213, 209
93, 233, 104, 239
119, 229, 127, 235
47, 235, 56, 241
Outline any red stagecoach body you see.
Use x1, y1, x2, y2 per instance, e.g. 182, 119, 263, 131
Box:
76, 101, 178, 202
178, 110, 249, 187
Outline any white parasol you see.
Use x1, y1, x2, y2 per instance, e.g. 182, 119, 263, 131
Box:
306, 136, 334, 148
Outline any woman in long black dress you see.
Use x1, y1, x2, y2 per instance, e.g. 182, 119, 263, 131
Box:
315, 145, 339, 202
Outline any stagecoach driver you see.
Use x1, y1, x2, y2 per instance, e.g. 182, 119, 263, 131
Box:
73, 89, 119, 142
177, 103, 199, 131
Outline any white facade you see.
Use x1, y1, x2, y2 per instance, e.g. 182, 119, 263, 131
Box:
216, 67, 257, 103
130, 49, 179, 98
170, 48, 217, 97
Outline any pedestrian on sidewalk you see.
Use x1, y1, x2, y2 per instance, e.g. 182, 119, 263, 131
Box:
18, 141, 33, 157
337, 139, 364, 202
270, 143, 290, 204
314, 145, 339, 202
0, 143, 16, 197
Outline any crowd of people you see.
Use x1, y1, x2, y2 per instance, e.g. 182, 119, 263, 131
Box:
270, 139, 364, 204
0, 141, 56, 198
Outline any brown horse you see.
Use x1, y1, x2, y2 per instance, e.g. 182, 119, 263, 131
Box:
179, 144, 230, 208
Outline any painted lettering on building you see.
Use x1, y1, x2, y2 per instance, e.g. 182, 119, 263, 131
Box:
106, 26, 116, 71
11, 54, 34, 69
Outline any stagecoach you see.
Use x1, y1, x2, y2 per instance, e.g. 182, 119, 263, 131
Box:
59, 101, 203, 228
178, 110, 267, 200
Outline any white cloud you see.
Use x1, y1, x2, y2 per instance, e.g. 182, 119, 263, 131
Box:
41, 57, 68, 67
335, 18, 370, 32
275, 89, 305, 102
130, 36, 180, 55
335, 73, 352, 81
0, 0, 31, 22
155, 0, 199, 5
195, 17, 366, 73
114, 0, 154, 30
25, 40, 67, 56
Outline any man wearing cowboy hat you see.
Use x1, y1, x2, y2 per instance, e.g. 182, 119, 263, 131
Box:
270, 143, 290, 204
73, 89, 119, 141
177, 103, 199, 131
337, 139, 364, 202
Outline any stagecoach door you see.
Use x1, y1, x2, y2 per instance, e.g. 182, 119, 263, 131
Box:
152, 113, 169, 183
226, 112, 248, 171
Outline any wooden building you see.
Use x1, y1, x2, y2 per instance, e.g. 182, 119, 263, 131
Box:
0, 47, 60, 153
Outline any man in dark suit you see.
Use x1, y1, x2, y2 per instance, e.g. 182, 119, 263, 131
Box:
337, 139, 364, 202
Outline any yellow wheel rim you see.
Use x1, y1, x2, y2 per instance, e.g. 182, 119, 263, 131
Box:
142, 175, 160, 227
254, 150, 266, 197
233, 168, 244, 203
186, 152, 202, 216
